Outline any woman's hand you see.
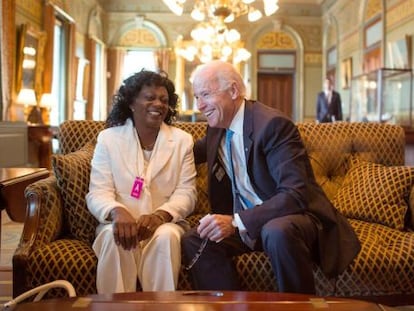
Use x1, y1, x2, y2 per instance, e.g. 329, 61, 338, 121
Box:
109, 207, 140, 250
110, 208, 172, 249
135, 213, 167, 241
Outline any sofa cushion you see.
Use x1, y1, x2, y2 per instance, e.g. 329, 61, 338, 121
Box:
52, 143, 98, 243
333, 219, 414, 296
28, 239, 97, 297
332, 158, 414, 230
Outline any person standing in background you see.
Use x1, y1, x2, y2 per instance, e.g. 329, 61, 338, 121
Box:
316, 77, 342, 123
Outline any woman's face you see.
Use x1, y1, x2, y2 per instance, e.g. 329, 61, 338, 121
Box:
129, 85, 169, 129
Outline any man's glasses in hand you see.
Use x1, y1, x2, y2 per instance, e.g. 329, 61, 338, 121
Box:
184, 238, 208, 270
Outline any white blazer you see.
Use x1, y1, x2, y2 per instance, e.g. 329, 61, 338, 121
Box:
86, 119, 197, 225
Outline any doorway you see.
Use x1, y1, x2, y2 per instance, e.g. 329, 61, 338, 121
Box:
257, 72, 294, 119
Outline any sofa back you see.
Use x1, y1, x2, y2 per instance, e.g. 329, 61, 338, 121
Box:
59, 120, 106, 154
297, 122, 405, 200
56, 120, 405, 227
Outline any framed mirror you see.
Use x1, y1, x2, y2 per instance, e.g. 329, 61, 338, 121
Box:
15, 23, 47, 98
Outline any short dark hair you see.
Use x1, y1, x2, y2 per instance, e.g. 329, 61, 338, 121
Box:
106, 70, 178, 128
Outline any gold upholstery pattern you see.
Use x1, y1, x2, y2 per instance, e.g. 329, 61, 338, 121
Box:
59, 120, 105, 155
409, 187, 414, 227
23, 175, 62, 246
298, 122, 405, 201
334, 219, 414, 296
28, 239, 97, 297
14, 120, 414, 305
333, 158, 414, 230
52, 143, 98, 243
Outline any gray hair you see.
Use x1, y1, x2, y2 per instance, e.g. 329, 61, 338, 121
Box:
193, 61, 246, 98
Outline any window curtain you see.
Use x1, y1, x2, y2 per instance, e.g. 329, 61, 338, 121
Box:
153, 48, 170, 73
1, 0, 15, 120
66, 22, 76, 120
43, 4, 76, 120
43, 3, 55, 94
85, 37, 96, 120
107, 48, 125, 110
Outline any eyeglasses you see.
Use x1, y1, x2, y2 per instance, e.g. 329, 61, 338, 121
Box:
184, 238, 208, 270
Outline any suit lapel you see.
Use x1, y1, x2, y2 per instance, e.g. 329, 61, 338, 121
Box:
243, 100, 254, 162
150, 122, 174, 179
207, 127, 226, 184
121, 119, 141, 177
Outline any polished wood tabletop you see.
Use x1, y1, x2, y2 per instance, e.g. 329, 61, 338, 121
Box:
0, 167, 49, 222
10, 291, 398, 311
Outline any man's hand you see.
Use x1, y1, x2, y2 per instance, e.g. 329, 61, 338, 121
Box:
197, 214, 236, 242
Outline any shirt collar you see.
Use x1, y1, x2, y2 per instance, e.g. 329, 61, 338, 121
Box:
228, 100, 245, 136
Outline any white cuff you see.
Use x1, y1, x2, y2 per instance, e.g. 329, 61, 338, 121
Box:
233, 213, 247, 232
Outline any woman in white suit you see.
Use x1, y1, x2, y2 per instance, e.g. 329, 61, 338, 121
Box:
86, 70, 197, 294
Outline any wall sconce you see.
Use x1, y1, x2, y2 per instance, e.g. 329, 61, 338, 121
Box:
16, 88, 43, 124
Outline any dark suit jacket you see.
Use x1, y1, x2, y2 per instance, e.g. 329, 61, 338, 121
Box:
194, 100, 360, 278
316, 90, 342, 123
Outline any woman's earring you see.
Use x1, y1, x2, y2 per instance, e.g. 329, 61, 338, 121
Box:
131, 108, 135, 112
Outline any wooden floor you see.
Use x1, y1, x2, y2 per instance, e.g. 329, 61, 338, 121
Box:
0, 211, 23, 304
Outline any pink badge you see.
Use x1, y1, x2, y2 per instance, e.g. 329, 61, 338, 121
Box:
131, 177, 144, 199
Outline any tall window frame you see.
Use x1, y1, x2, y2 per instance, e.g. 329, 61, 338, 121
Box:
363, 17, 382, 73
50, 17, 67, 127
92, 40, 106, 121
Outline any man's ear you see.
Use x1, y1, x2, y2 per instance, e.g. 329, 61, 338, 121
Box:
229, 82, 239, 100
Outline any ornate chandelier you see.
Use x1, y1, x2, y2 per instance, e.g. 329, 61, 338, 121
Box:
163, 0, 280, 23
175, 19, 251, 64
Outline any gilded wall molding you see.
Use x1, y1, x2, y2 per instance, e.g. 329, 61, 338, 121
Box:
365, 0, 382, 21
119, 28, 160, 47
387, 0, 414, 29
256, 32, 296, 50
305, 53, 322, 65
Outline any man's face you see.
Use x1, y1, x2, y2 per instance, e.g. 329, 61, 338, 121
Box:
193, 80, 235, 128
324, 79, 333, 92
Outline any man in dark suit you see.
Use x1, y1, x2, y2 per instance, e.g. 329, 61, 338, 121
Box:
316, 77, 343, 122
181, 60, 360, 294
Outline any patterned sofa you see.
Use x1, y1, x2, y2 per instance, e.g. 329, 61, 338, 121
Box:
13, 120, 414, 306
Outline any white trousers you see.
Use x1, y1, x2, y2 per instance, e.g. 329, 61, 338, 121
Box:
92, 222, 185, 294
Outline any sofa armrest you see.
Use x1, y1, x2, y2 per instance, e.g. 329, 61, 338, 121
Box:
13, 174, 64, 297
23, 174, 63, 245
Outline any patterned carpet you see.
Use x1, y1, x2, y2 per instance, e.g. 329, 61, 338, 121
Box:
0, 215, 23, 268
0, 212, 23, 305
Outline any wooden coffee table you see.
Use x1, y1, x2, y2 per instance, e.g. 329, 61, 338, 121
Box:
10, 291, 398, 310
